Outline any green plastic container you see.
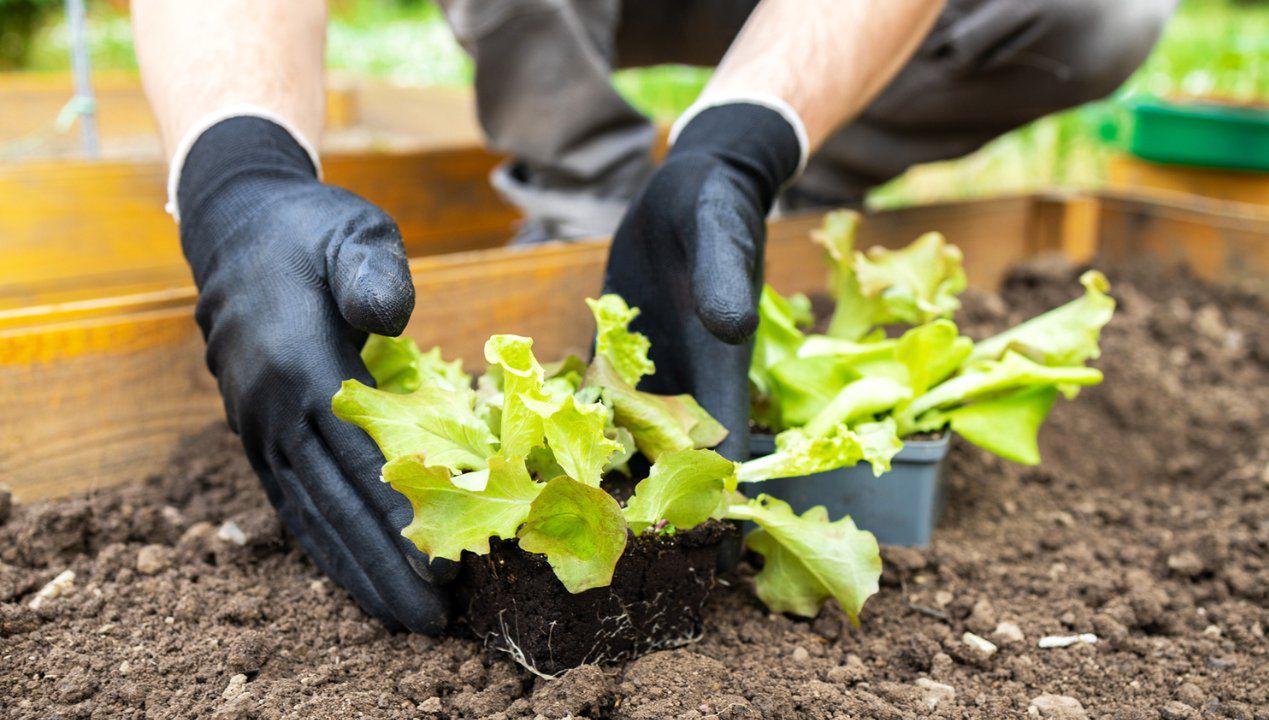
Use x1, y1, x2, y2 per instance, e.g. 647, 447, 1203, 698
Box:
1126, 98, 1269, 172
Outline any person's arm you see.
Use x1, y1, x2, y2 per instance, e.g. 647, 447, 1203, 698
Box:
697, 0, 943, 152
605, 0, 944, 461
132, 0, 326, 160
131, 1, 449, 634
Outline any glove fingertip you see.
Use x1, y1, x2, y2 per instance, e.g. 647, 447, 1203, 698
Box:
331, 241, 416, 337
694, 282, 759, 345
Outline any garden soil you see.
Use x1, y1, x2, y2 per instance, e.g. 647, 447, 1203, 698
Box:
3, 259, 1266, 720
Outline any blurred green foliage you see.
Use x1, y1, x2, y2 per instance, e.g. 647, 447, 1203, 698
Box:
12, 0, 1268, 205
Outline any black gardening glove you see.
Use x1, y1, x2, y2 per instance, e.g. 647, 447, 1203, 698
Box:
603, 104, 801, 460
177, 117, 447, 633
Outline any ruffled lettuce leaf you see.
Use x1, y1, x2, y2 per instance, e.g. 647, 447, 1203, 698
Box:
810, 210, 967, 340
804, 377, 913, 437
725, 495, 881, 624
587, 295, 656, 387
383, 453, 541, 561
902, 350, 1104, 423
936, 385, 1058, 465
484, 335, 548, 457
623, 449, 735, 533
517, 476, 629, 593
855, 231, 966, 326
750, 284, 808, 398
362, 335, 471, 395
894, 320, 973, 396
766, 355, 861, 429
524, 393, 623, 487
332, 379, 496, 470
737, 418, 903, 482
968, 270, 1115, 367
584, 356, 727, 461
811, 210, 876, 342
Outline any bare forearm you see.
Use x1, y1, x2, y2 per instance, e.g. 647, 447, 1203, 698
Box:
705, 0, 944, 151
132, 0, 327, 161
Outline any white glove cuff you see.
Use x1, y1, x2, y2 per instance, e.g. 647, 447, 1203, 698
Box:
668, 92, 810, 177
165, 105, 323, 223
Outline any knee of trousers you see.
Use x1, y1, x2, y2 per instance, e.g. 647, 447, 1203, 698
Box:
1033, 0, 1177, 105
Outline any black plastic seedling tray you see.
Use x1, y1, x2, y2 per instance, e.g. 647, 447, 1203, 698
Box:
747, 434, 951, 547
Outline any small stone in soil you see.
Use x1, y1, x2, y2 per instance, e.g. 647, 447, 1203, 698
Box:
135, 544, 173, 575
962, 631, 998, 659
914, 678, 955, 709
1159, 700, 1198, 720
222, 673, 248, 700
791, 646, 810, 663
966, 599, 998, 634
29, 569, 75, 609
992, 621, 1025, 645
1037, 633, 1097, 649
1028, 693, 1088, 719
419, 697, 443, 714
217, 521, 247, 546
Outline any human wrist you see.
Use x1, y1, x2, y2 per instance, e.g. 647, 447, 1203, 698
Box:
169, 111, 322, 223
668, 102, 804, 206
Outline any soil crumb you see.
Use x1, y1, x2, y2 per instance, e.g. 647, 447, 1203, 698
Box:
3, 260, 1267, 719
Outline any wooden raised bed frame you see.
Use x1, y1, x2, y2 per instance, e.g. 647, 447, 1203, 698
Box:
3, 186, 1266, 502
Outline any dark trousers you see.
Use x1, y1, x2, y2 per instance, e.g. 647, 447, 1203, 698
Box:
438, 0, 1176, 241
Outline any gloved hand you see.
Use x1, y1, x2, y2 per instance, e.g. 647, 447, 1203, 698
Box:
602, 103, 802, 460
177, 116, 448, 633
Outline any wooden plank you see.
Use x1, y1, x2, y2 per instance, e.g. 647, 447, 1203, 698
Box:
0, 146, 518, 310
0, 199, 1042, 501
1031, 192, 1101, 264
1094, 190, 1269, 284
0, 71, 372, 158
1109, 154, 1269, 208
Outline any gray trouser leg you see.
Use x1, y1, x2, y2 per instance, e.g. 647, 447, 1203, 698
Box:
787, 0, 1177, 206
436, 0, 656, 243
438, 0, 1174, 240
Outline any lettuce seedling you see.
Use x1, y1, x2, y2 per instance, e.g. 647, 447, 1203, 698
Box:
334, 295, 884, 624
749, 210, 1116, 470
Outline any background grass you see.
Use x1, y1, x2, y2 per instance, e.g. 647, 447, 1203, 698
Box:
16, 0, 1269, 207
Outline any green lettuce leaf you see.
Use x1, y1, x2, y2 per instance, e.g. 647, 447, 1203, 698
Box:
623, 449, 735, 533
788, 292, 815, 330
851, 419, 906, 475
750, 285, 808, 397
587, 295, 656, 387
766, 355, 861, 429
968, 270, 1115, 367
894, 320, 973, 396
924, 386, 1058, 465
332, 379, 497, 470
737, 419, 903, 482
517, 476, 629, 593
484, 335, 548, 457
726, 495, 881, 623
902, 350, 1104, 423
804, 377, 913, 437
525, 394, 623, 487
854, 231, 966, 326
811, 210, 876, 342
796, 335, 897, 362
361, 335, 471, 395
383, 453, 542, 561
584, 356, 728, 461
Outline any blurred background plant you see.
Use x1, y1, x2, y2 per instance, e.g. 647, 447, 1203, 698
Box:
7, 0, 1267, 206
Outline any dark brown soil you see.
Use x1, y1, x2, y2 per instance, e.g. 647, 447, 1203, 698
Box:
457, 522, 733, 678
3, 258, 1267, 719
